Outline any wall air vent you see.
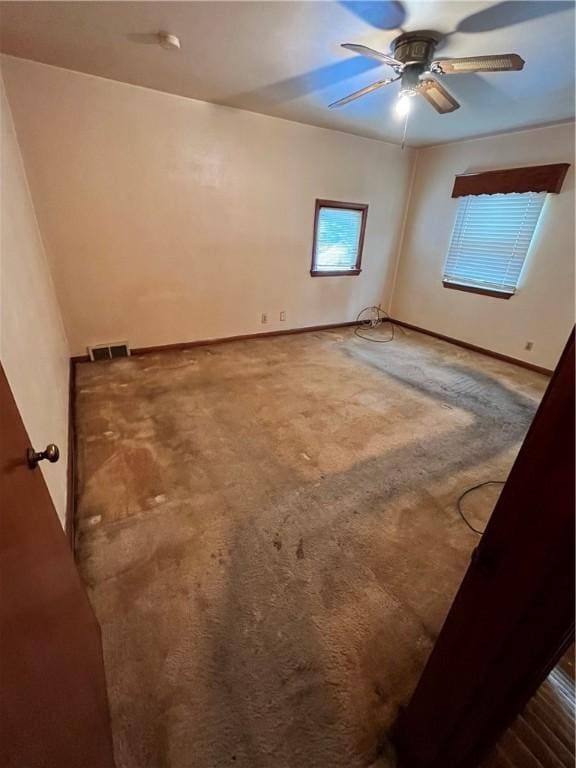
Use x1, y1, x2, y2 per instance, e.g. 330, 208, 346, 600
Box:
87, 342, 130, 362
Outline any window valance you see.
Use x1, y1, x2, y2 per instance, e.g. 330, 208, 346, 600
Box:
451, 163, 570, 198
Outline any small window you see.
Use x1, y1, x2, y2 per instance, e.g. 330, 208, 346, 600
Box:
443, 191, 546, 298
311, 200, 368, 277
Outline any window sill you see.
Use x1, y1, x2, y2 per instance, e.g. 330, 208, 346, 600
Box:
310, 269, 361, 277
442, 281, 513, 300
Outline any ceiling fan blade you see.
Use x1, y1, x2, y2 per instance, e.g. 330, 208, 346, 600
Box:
340, 1, 407, 31
328, 76, 400, 108
456, 1, 569, 34
432, 53, 525, 75
419, 79, 460, 114
341, 43, 402, 70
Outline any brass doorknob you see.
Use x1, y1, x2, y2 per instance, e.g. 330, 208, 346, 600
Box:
27, 444, 60, 469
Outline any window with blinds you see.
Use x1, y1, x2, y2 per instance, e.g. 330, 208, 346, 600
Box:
311, 200, 368, 276
443, 191, 546, 296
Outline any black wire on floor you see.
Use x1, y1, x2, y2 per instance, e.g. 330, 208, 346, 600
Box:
354, 306, 404, 343
457, 480, 506, 535
353, 315, 505, 536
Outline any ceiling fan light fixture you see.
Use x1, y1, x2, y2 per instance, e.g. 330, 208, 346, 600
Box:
396, 93, 414, 118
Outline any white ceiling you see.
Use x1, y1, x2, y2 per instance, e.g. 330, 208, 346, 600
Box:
0, 1, 574, 147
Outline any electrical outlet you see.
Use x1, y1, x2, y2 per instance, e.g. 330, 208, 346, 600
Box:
280, 311, 286, 321
261, 312, 268, 324
525, 341, 534, 351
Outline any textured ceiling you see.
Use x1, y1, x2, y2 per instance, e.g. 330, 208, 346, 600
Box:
0, 1, 574, 146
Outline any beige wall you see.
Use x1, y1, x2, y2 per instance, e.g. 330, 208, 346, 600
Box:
390, 123, 575, 371
0, 75, 70, 526
1, 56, 416, 356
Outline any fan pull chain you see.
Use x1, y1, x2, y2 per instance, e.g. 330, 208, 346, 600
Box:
401, 110, 409, 150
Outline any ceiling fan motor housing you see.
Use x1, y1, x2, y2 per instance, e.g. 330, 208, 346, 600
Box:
392, 32, 440, 95
392, 32, 439, 66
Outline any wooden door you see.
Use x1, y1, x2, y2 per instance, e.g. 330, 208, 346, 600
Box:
0, 365, 115, 768
394, 330, 575, 768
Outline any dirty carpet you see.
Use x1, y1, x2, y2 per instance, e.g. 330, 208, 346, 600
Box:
74, 327, 547, 768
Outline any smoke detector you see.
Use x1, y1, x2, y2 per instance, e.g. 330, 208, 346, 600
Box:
158, 32, 180, 50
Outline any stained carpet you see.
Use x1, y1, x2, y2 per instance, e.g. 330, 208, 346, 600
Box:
74, 327, 547, 768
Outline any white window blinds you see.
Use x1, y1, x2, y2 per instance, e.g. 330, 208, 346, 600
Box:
443, 191, 546, 295
314, 207, 363, 272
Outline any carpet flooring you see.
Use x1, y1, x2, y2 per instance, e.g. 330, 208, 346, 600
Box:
74, 327, 548, 768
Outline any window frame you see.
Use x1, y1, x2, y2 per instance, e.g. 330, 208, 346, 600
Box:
442, 191, 546, 300
310, 199, 368, 277
442, 281, 514, 299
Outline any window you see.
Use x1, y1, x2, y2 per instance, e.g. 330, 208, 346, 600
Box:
311, 200, 368, 276
443, 191, 546, 298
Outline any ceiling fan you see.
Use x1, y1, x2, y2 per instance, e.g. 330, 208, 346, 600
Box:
329, 31, 525, 115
